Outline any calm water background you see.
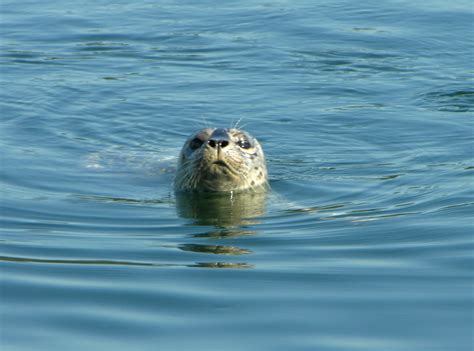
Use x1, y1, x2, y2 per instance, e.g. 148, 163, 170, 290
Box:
1, 1, 473, 350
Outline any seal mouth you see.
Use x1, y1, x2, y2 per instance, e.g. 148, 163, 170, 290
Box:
213, 160, 229, 167
209, 159, 240, 177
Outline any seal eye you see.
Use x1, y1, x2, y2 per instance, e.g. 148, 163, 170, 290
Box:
189, 137, 204, 151
238, 139, 252, 149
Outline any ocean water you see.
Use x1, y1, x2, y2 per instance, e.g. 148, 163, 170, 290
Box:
1, 1, 473, 350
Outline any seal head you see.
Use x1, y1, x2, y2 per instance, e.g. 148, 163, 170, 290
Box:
174, 128, 268, 192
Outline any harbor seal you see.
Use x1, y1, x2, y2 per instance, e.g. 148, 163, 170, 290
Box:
174, 127, 268, 192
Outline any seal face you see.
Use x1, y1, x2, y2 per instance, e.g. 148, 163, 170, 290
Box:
174, 128, 268, 192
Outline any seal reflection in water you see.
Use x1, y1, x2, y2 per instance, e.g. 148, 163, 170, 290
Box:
175, 191, 267, 227
174, 128, 268, 192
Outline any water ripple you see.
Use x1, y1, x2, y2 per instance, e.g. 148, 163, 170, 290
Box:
1, 0, 473, 350
418, 87, 474, 112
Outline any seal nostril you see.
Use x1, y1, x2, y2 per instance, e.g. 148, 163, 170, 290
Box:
208, 139, 229, 148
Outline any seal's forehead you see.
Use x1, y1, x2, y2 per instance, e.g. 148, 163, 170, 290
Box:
189, 128, 254, 140
188, 128, 214, 140
227, 128, 254, 139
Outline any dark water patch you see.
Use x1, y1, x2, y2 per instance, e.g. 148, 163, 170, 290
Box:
418, 88, 474, 112
289, 48, 413, 78
191, 229, 257, 239
74, 194, 172, 206
192, 262, 253, 269
0, 256, 164, 267
0, 255, 253, 269
76, 41, 132, 52
178, 244, 252, 256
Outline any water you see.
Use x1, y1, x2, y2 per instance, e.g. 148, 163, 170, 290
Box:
1, 1, 473, 350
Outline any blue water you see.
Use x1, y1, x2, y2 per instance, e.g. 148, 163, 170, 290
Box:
1, 1, 473, 350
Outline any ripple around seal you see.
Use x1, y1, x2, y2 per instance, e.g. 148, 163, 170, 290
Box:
1, 0, 474, 350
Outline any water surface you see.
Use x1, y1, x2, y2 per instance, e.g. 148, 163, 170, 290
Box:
1, 1, 473, 350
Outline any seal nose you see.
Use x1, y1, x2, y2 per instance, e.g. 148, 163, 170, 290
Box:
208, 128, 230, 149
